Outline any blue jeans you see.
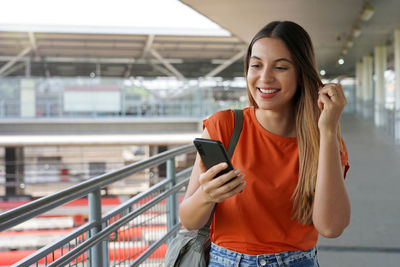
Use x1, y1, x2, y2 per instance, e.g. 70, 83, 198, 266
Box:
209, 243, 320, 267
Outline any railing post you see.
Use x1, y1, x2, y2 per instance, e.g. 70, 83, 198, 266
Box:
166, 158, 178, 232
89, 189, 104, 267
102, 221, 110, 267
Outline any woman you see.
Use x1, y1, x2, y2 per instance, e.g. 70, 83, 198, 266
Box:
179, 21, 350, 267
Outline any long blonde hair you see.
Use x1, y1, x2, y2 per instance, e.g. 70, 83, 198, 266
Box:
244, 21, 342, 225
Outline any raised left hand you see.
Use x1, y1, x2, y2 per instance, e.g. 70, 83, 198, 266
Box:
317, 83, 347, 134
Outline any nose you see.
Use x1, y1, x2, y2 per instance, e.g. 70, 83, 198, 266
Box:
259, 66, 274, 82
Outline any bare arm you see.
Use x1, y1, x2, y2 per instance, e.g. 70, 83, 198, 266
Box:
313, 83, 351, 238
178, 129, 246, 230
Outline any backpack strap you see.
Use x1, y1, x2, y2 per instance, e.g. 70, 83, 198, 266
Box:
198, 109, 244, 237
227, 109, 244, 158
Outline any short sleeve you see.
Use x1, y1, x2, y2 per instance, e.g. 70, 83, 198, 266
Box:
340, 138, 350, 179
203, 110, 235, 150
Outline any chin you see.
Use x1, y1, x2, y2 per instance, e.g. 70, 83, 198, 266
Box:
255, 101, 274, 110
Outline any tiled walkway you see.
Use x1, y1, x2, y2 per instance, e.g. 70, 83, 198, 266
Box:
317, 114, 400, 266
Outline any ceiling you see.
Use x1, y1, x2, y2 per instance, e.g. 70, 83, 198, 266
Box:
181, 0, 400, 78
1, 0, 399, 80
0, 32, 246, 79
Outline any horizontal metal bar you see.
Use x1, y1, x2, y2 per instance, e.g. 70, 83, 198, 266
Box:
131, 223, 181, 266
0, 144, 194, 232
102, 167, 192, 221
46, 178, 189, 267
12, 222, 97, 267
102, 179, 170, 222
176, 167, 193, 180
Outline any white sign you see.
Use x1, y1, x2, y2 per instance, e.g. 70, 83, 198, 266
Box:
64, 85, 120, 112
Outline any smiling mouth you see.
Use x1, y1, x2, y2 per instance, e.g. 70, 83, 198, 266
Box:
258, 88, 280, 94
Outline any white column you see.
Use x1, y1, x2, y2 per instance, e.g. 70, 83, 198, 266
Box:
374, 45, 387, 127
362, 55, 373, 119
20, 79, 35, 117
356, 61, 363, 114
394, 28, 400, 141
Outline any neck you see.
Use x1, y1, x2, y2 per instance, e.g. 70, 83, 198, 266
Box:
255, 107, 296, 137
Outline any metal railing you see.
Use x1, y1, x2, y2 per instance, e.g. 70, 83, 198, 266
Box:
0, 98, 245, 119
0, 144, 196, 267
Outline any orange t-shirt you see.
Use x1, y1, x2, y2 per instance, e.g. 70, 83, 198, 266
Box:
203, 107, 349, 254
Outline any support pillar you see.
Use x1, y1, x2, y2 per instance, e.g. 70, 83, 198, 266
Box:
362, 55, 373, 120
89, 189, 104, 267
5, 147, 25, 197
394, 28, 400, 142
166, 158, 177, 232
374, 45, 387, 127
20, 79, 35, 117
25, 58, 31, 77
356, 61, 364, 114
192, 85, 203, 117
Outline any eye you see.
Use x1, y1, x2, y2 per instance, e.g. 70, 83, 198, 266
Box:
275, 66, 288, 71
250, 64, 260, 68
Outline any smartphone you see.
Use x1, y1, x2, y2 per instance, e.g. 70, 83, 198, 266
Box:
193, 138, 234, 178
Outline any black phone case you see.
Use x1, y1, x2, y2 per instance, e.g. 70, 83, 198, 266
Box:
193, 138, 234, 177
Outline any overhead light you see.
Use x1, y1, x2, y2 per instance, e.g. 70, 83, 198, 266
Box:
353, 27, 362, 38
338, 58, 344, 65
320, 70, 326, 76
360, 3, 375, 21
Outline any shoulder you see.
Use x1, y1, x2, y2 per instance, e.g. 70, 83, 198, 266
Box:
205, 109, 234, 124
203, 109, 235, 129
204, 107, 251, 125
202, 109, 235, 148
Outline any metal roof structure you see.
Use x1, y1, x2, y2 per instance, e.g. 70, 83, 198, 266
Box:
0, 32, 247, 79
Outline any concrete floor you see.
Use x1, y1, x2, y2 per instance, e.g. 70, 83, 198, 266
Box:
317, 114, 400, 266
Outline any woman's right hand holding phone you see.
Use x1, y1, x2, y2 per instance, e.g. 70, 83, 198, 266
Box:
198, 161, 246, 203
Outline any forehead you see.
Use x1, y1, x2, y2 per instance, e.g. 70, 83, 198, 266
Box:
250, 37, 292, 60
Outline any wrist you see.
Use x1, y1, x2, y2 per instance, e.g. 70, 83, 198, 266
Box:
196, 185, 215, 205
319, 127, 338, 139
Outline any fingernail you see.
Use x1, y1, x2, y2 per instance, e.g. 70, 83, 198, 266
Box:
221, 162, 228, 168
234, 169, 240, 175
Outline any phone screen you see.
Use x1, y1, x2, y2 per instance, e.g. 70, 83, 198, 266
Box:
193, 138, 234, 177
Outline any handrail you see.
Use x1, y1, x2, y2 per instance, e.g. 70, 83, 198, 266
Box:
0, 144, 194, 232
4, 144, 196, 267
45, 177, 190, 267
102, 167, 192, 222
12, 221, 97, 267
133, 223, 181, 266
16, 176, 191, 266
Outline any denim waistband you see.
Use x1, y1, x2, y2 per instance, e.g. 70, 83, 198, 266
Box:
210, 242, 318, 267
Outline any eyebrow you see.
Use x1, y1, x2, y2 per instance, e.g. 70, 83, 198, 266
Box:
250, 56, 293, 64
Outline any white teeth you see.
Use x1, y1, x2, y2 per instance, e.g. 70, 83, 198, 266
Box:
259, 88, 279, 94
